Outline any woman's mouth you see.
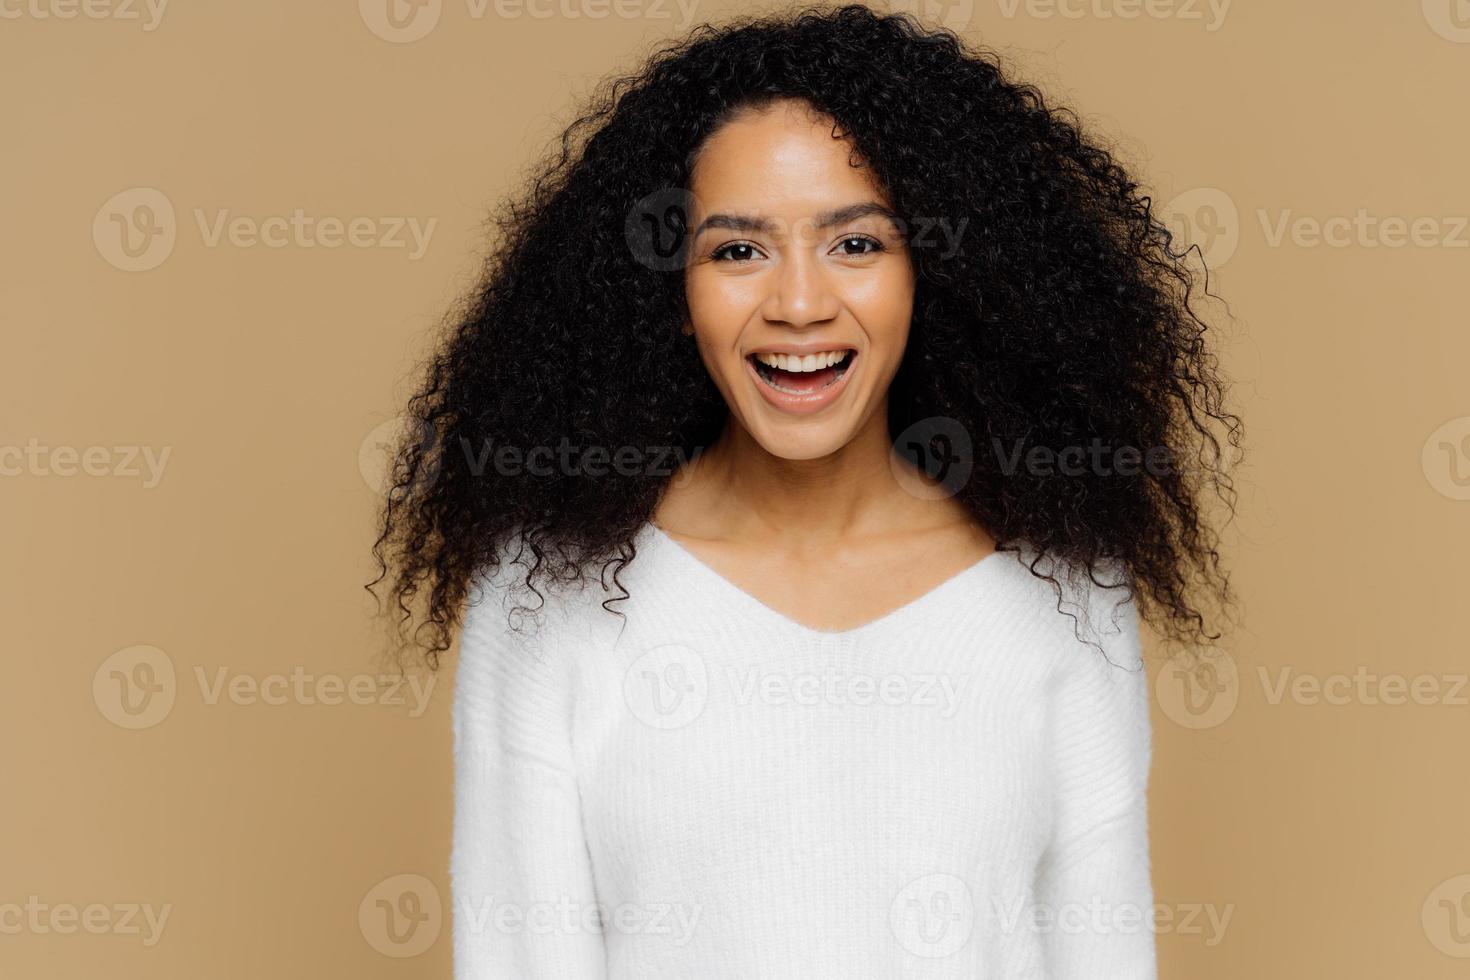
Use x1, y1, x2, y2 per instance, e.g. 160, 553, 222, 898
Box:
748, 349, 855, 394
744, 348, 858, 416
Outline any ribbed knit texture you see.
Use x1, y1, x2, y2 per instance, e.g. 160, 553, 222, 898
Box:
452, 522, 1156, 979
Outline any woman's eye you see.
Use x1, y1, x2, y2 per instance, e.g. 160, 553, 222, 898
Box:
833, 235, 884, 256
711, 241, 761, 262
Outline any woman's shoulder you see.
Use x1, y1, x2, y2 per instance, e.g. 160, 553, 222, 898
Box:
983, 544, 1145, 674
460, 530, 645, 658
455, 536, 622, 717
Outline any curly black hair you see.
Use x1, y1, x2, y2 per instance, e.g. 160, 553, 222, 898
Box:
370, 3, 1241, 668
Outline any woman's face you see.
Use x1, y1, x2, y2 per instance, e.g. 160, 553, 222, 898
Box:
683, 99, 915, 461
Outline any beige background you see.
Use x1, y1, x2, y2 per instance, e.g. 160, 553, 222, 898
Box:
3, 0, 1468, 975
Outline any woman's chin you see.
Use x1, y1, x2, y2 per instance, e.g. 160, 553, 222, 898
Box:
740, 412, 863, 463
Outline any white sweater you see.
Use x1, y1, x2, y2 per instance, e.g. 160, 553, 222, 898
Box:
451, 522, 1157, 978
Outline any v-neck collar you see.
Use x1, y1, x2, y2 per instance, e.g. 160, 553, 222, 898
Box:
640, 521, 1007, 641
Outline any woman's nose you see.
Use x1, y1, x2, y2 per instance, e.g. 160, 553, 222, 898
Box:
760, 250, 841, 328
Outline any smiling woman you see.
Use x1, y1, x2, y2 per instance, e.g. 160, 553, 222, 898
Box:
369, 4, 1240, 977
681, 100, 915, 448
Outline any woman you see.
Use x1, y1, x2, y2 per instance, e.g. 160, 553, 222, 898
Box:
372, 6, 1239, 977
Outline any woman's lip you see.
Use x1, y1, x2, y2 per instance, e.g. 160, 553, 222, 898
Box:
744, 352, 857, 416
746, 344, 858, 358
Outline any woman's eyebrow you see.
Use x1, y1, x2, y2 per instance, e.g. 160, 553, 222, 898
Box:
810, 202, 900, 229
691, 202, 899, 238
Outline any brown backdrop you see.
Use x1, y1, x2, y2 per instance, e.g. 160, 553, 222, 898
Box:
4, 0, 1469, 976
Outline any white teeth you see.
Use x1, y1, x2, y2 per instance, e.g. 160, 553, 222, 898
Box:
752, 350, 851, 373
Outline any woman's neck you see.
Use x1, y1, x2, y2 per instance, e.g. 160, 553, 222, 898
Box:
660, 407, 952, 546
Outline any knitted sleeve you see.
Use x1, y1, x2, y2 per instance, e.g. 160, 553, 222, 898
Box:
1034, 578, 1158, 978
451, 572, 607, 979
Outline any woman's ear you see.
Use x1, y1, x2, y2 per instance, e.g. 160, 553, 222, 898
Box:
681, 320, 694, 337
